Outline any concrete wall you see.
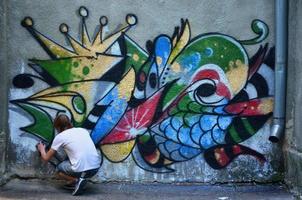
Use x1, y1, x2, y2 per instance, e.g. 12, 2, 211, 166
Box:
0, 0, 8, 184
3, 0, 284, 183
285, 0, 302, 196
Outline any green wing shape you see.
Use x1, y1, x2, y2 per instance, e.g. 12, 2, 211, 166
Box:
16, 102, 54, 143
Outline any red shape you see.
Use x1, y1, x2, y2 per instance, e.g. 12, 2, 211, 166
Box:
224, 99, 265, 116
192, 69, 220, 82
101, 87, 165, 144
144, 151, 159, 164
139, 72, 146, 83
215, 148, 230, 166
232, 145, 242, 155
216, 82, 231, 100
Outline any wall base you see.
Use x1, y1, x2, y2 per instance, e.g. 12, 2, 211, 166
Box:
285, 148, 302, 196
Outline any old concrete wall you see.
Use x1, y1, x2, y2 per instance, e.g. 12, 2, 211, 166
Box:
285, 0, 302, 196
5, 0, 283, 183
0, 0, 8, 184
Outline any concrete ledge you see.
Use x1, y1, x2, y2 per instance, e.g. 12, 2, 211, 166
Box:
285, 148, 302, 197
0, 179, 293, 200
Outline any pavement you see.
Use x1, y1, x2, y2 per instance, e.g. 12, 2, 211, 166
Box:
0, 179, 296, 200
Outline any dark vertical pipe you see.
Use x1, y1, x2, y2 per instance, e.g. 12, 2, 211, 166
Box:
269, 0, 288, 142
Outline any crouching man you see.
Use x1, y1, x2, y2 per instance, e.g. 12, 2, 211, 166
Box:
37, 114, 101, 196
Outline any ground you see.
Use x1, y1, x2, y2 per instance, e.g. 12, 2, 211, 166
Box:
0, 179, 295, 200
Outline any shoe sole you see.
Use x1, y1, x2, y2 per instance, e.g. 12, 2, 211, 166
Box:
63, 185, 75, 190
72, 179, 87, 196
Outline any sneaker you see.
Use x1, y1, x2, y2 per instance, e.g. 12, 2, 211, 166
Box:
72, 178, 87, 196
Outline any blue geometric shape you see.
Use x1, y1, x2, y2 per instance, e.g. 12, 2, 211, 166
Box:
155, 36, 171, 70
164, 124, 178, 142
179, 146, 201, 159
164, 140, 181, 152
178, 126, 199, 148
184, 114, 200, 126
179, 52, 201, 73
200, 131, 216, 149
170, 150, 184, 161
212, 125, 225, 144
199, 115, 218, 131
171, 116, 182, 130
159, 118, 170, 131
217, 115, 233, 130
191, 122, 203, 145
90, 86, 128, 144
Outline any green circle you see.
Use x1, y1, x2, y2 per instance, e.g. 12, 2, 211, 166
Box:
72, 95, 85, 114
73, 62, 79, 68
82, 66, 90, 75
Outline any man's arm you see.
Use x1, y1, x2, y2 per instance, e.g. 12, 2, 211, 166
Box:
37, 142, 56, 162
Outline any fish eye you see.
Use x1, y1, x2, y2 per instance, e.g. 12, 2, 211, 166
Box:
189, 79, 225, 105
195, 82, 216, 97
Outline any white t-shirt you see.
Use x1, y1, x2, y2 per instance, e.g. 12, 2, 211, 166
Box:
51, 127, 101, 172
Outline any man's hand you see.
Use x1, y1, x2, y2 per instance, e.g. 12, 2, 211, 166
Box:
37, 142, 46, 153
36, 142, 56, 162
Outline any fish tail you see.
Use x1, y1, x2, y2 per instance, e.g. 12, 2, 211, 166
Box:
204, 144, 266, 169
137, 134, 173, 167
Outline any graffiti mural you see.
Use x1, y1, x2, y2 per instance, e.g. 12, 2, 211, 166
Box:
11, 6, 275, 173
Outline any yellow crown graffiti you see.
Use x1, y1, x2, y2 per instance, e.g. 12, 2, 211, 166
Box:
19, 6, 137, 126
22, 6, 137, 59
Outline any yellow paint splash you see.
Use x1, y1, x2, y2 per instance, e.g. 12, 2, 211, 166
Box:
259, 98, 274, 114
170, 62, 181, 73
132, 53, 139, 61
226, 59, 248, 96
117, 68, 135, 100
156, 56, 162, 66
101, 139, 135, 162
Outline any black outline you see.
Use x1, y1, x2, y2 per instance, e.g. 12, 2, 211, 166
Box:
16, 12, 274, 172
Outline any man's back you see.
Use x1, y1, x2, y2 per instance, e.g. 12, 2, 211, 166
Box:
51, 127, 101, 172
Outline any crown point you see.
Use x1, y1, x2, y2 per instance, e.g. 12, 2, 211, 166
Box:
59, 23, 69, 33
22, 17, 34, 27
126, 14, 137, 26
99, 16, 108, 26
79, 6, 89, 17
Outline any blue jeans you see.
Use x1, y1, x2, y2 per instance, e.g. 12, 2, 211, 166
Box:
57, 160, 99, 178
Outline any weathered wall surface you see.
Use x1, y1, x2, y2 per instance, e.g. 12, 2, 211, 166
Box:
0, 0, 8, 184
5, 0, 283, 183
285, 0, 302, 196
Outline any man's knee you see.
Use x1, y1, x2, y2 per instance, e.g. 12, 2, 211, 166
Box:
83, 168, 99, 178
